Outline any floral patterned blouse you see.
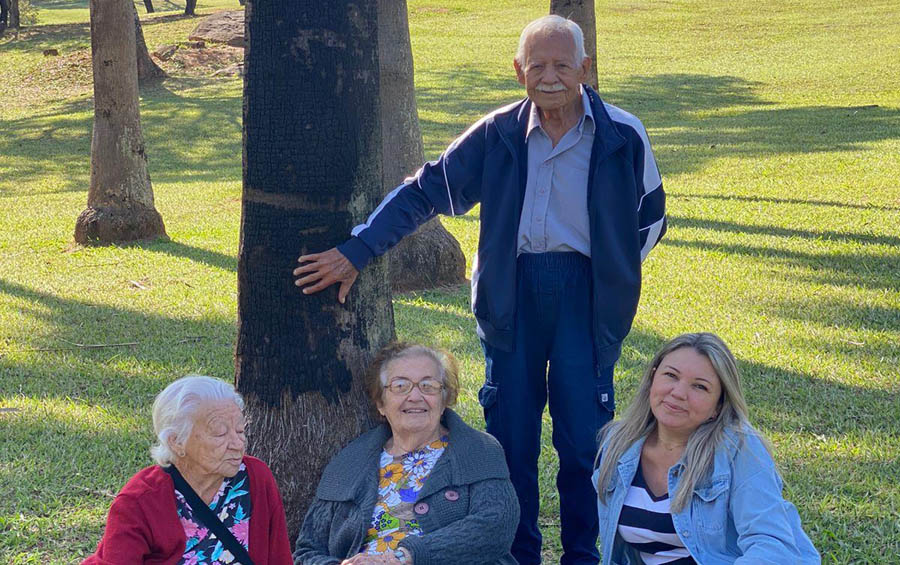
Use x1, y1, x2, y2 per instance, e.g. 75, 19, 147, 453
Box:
360, 435, 449, 557
174, 463, 252, 565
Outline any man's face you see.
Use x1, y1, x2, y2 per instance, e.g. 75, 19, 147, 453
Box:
515, 30, 590, 113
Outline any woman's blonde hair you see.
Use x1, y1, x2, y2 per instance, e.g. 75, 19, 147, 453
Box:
595, 333, 761, 511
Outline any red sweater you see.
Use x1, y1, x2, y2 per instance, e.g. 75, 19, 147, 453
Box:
83, 456, 292, 565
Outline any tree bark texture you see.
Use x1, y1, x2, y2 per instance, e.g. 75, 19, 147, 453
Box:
550, 0, 598, 90
8, 0, 18, 29
378, 0, 466, 293
185, 0, 197, 16
133, 3, 166, 84
237, 0, 393, 536
75, 0, 165, 244
143, 0, 154, 14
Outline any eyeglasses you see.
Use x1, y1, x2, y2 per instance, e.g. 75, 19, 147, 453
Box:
384, 378, 444, 396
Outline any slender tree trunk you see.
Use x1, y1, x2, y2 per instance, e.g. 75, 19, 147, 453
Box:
379, 0, 466, 293
133, 3, 166, 84
143, 0, 154, 14
185, 0, 197, 16
550, 0, 598, 90
8, 0, 18, 29
75, 0, 166, 244
237, 0, 392, 537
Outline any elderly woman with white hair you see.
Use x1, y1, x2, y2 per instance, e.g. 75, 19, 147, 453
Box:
84, 375, 292, 565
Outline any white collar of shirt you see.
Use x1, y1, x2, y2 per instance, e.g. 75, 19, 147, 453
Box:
526, 86, 595, 140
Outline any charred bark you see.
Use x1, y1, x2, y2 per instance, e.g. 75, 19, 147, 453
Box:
550, 0, 598, 90
238, 0, 393, 536
379, 0, 466, 293
133, 3, 166, 84
75, 0, 165, 244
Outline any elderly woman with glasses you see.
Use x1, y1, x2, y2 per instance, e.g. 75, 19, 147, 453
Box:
294, 342, 519, 565
84, 375, 292, 564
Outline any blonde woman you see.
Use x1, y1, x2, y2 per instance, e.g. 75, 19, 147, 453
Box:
593, 333, 819, 564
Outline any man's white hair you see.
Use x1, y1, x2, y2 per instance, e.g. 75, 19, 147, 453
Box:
150, 375, 244, 467
515, 15, 586, 66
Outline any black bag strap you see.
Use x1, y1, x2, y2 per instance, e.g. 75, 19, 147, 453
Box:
165, 465, 255, 565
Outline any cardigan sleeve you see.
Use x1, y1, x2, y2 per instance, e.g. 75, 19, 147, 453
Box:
396, 477, 519, 565
292, 498, 343, 565
82, 493, 156, 565
248, 458, 293, 565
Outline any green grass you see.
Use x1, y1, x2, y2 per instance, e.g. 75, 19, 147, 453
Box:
1, 0, 899, 562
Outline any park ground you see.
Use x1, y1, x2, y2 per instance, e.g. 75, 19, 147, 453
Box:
1, 0, 899, 562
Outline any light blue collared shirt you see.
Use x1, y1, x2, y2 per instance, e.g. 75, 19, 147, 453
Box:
517, 87, 595, 256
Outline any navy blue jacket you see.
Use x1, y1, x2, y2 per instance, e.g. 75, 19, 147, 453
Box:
339, 86, 666, 367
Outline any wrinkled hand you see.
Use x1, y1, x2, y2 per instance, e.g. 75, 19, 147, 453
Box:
293, 247, 359, 303
340, 552, 402, 565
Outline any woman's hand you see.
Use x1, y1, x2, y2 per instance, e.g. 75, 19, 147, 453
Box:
340, 551, 403, 565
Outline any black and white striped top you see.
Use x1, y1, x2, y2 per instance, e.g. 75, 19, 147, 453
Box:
617, 462, 697, 565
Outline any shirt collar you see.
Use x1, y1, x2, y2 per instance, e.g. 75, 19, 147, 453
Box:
527, 85, 595, 140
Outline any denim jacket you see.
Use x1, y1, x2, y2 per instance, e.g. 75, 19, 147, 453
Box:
592, 425, 820, 565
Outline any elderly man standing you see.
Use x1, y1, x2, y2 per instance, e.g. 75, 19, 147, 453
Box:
295, 15, 666, 565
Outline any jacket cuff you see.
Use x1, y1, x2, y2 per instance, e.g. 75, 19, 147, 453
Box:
336, 237, 375, 272
398, 536, 430, 565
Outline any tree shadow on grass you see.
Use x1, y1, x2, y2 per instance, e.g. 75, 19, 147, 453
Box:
0, 77, 241, 197
669, 213, 900, 248
414, 70, 900, 175
128, 238, 237, 271
0, 277, 236, 409
660, 236, 899, 292
672, 192, 900, 213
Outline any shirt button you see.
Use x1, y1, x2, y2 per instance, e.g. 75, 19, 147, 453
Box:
536, 217, 543, 223
444, 490, 459, 501
414, 502, 429, 515
682, 530, 690, 538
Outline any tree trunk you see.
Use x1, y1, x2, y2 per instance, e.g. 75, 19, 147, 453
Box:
8, 0, 18, 29
143, 0, 154, 13
185, 0, 197, 15
133, 3, 166, 84
550, 0, 598, 90
237, 0, 393, 537
75, 0, 166, 244
379, 0, 466, 293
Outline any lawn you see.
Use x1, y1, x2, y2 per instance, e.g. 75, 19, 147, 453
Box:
1, 0, 899, 563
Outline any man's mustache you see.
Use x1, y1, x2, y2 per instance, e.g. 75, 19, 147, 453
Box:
536, 83, 567, 93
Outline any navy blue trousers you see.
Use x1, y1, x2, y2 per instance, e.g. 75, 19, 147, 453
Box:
480, 252, 615, 565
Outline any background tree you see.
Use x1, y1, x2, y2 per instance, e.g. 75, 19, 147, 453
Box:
8, 0, 18, 29
237, 0, 393, 535
133, 2, 166, 83
379, 0, 466, 293
185, 0, 197, 16
75, 0, 166, 244
143, 0, 154, 14
550, 0, 598, 89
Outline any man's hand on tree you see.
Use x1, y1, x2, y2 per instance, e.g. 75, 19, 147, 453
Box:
294, 247, 359, 304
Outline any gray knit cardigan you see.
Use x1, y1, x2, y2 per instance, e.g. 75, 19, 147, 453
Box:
293, 409, 519, 565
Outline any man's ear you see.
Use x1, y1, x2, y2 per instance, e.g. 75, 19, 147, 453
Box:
579, 56, 592, 83
514, 58, 526, 86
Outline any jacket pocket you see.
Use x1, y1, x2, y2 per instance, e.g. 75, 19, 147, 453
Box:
692, 477, 730, 533
478, 383, 498, 410
596, 382, 615, 429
